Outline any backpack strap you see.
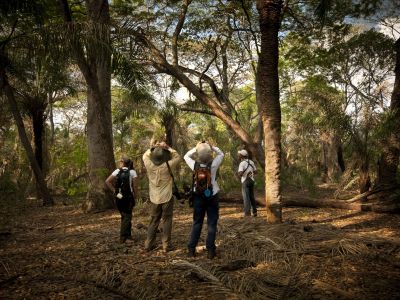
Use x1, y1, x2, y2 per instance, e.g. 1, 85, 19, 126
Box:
166, 161, 179, 193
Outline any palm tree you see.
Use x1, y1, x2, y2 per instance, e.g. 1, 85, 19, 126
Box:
0, 0, 54, 205
256, 0, 283, 223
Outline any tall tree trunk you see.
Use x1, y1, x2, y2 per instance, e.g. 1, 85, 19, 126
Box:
0, 67, 53, 206
61, 0, 116, 211
85, 84, 115, 211
377, 38, 400, 187
256, 0, 283, 223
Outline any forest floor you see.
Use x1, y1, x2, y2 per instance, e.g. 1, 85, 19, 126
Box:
1, 186, 400, 300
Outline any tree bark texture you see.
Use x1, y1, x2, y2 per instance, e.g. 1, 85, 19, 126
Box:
0, 67, 53, 206
256, 0, 283, 223
161, 112, 176, 148
378, 38, 400, 188
73, 0, 115, 212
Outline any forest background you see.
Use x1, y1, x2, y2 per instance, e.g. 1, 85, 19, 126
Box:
1, 1, 400, 299
1, 0, 399, 216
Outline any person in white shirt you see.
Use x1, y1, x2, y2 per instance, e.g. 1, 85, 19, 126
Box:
237, 150, 257, 217
184, 141, 224, 259
105, 156, 138, 243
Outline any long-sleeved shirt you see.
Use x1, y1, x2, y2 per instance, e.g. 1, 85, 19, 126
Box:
184, 146, 224, 195
143, 148, 180, 204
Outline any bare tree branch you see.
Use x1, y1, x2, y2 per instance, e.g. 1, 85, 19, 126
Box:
172, 0, 191, 66
179, 107, 216, 116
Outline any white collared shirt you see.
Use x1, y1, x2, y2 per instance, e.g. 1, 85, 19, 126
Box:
184, 146, 224, 195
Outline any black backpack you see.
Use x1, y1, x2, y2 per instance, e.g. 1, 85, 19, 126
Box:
116, 168, 132, 198
193, 162, 213, 197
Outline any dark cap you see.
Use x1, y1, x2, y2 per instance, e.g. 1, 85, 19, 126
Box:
120, 156, 131, 165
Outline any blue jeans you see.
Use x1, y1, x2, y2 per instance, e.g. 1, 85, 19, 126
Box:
188, 193, 219, 251
242, 178, 257, 216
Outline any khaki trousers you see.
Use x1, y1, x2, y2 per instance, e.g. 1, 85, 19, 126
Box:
145, 199, 174, 251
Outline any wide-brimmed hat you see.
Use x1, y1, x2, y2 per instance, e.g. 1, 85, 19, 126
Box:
238, 149, 248, 157
196, 142, 213, 164
150, 147, 171, 166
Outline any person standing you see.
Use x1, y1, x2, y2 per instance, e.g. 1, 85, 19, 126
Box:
142, 142, 180, 252
105, 156, 138, 243
184, 141, 224, 259
237, 149, 257, 217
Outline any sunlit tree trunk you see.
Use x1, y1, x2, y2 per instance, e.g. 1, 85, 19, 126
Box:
378, 39, 400, 188
256, 0, 282, 223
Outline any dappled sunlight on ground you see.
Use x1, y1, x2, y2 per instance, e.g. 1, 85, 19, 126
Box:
0, 193, 399, 299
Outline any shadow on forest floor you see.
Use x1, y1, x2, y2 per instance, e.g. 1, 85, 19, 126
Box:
0, 187, 399, 299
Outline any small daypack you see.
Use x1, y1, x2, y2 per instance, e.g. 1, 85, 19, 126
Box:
193, 162, 213, 197
116, 168, 132, 198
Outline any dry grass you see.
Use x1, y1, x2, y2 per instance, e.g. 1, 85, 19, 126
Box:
0, 194, 399, 299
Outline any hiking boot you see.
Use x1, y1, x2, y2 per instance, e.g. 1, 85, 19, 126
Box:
187, 248, 196, 258
207, 249, 216, 259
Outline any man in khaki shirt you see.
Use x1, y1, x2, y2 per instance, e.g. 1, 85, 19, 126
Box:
142, 142, 180, 252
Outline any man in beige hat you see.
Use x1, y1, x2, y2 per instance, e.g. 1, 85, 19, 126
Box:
184, 141, 224, 259
238, 149, 257, 217
142, 141, 180, 252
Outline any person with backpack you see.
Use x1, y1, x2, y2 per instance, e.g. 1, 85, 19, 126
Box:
237, 149, 257, 217
184, 141, 224, 259
142, 141, 180, 253
105, 156, 138, 243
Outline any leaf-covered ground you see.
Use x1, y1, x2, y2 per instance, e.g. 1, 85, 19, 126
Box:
1, 193, 400, 299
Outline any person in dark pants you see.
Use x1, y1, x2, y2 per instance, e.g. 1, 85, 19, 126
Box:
105, 156, 138, 243
237, 150, 257, 217
184, 141, 224, 259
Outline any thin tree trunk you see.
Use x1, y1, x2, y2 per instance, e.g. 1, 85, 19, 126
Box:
256, 0, 283, 223
377, 38, 400, 188
31, 105, 45, 171
30, 103, 46, 200
0, 68, 53, 206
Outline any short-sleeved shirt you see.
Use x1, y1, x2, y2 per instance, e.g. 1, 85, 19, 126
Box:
238, 159, 256, 183
112, 167, 137, 192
